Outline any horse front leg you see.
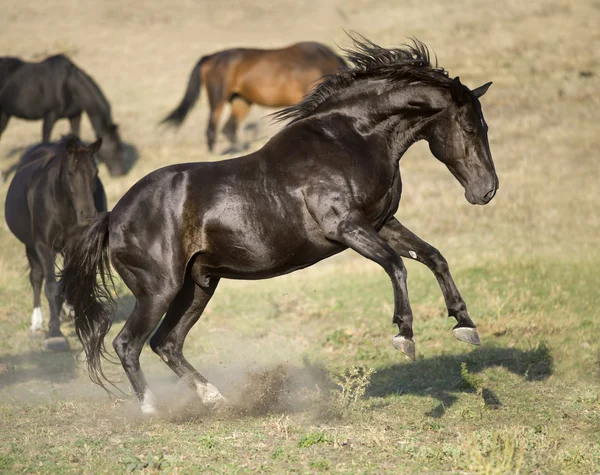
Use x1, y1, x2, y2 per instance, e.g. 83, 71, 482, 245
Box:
34, 242, 69, 350
323, 211, 416, 360
69, 112, 82, 138
42, 112, 57, 142
379, 217, 480, 345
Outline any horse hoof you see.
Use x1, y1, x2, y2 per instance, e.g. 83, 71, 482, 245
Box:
392, 335, 416, 360
42, 336, 70, 352
197, 383, 228, 408
452, 327, 481, 345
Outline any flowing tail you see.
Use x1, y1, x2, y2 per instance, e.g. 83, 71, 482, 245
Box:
60, 211, 115, 389
160, 55, 210, 126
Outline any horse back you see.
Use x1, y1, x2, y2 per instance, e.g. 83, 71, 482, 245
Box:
226, 43, 343, 107
0, 56, 73, 119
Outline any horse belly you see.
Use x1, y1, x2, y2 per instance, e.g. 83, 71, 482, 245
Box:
197, 206, 340, 280
0, 79, 53, 119
236, 65, 307, 107
5, 173, 33, 246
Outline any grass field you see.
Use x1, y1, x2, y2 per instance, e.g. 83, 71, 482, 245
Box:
1, 0, 599, 473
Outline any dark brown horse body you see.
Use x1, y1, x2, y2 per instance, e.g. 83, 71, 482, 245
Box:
5, 137, 105, 349
62, 38, 497, 414
161, 41, 346, 151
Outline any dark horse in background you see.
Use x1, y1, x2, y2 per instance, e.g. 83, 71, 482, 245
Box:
62, 37, 497, 414
0, 55, 126, 176
160, 41, 346, 152
5, 136, 106, 351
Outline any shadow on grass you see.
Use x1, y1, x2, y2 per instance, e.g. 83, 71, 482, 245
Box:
367, 344, 553, 418
0, 350, 78, 390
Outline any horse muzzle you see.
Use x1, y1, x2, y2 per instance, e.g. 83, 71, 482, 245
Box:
465, 183, 497, 205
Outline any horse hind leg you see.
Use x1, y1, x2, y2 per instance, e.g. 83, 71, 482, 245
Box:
111, 283, 181, 415
222, 95, 251, 152
149, 271, 226, 408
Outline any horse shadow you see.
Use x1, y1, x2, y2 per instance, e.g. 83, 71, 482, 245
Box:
0, 349, 78, 391
2, 140, 140, 181
367, 344, 553, 417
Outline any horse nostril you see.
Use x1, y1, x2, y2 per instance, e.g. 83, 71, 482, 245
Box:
484, 188, 496, 201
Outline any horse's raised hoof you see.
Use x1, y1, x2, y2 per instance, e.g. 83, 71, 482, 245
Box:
42, 336, 70, 352
392, 335, 416, 360
452, 327, 481, 345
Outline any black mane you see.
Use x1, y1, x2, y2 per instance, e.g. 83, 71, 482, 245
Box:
275, 35, 452, 123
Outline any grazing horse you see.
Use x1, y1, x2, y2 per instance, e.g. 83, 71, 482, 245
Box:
0, 55, 126, 176
160, 42, 346, 151
5, 136, 106, 350
62, 37, 498, 414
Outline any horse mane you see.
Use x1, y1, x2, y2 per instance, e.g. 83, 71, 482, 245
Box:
274, 35, 452, 124
69, 63, 113, 128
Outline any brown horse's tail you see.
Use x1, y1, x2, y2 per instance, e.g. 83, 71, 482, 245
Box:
60, 211, 115, 390
160, 55, 210, 126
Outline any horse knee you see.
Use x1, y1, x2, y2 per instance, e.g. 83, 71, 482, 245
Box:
430, 250, 449, 274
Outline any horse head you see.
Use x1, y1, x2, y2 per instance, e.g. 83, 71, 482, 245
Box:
63, 137, 102, 224
428, 77, 498, 205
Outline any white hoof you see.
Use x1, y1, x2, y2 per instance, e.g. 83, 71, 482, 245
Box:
140, 389, 158, 415
196, 383, 227, 407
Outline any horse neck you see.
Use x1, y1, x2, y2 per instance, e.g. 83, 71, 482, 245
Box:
70, 68, 113, 137
37, 154, 75, 218
318, 82, 450, 162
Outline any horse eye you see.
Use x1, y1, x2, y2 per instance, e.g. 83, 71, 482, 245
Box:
464, 128, 477, 138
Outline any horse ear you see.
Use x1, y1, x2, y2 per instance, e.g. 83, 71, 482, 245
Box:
88, 138, 103, 154
472, 81, 493, 98
451, 76, 467, 104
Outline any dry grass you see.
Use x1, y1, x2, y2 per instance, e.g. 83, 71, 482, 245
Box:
1, 0, 599, 472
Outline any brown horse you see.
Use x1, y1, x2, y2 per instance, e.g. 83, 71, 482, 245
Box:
160, 42, 346, 151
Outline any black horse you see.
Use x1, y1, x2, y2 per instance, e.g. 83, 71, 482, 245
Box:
5, 136, 106, 351
0, 55, 126, 176
61, 37, 498, 414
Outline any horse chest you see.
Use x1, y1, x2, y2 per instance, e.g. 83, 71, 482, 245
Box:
363, 167, 402, 228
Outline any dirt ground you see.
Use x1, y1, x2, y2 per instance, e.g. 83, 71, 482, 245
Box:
1, 0, 599, 472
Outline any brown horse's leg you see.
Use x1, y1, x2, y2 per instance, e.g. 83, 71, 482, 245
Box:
222, 96, 251, 148
205, 78, 227, 152
379, 217, 480, 345
323, 212, 415, 360
149, 273, 225, 407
